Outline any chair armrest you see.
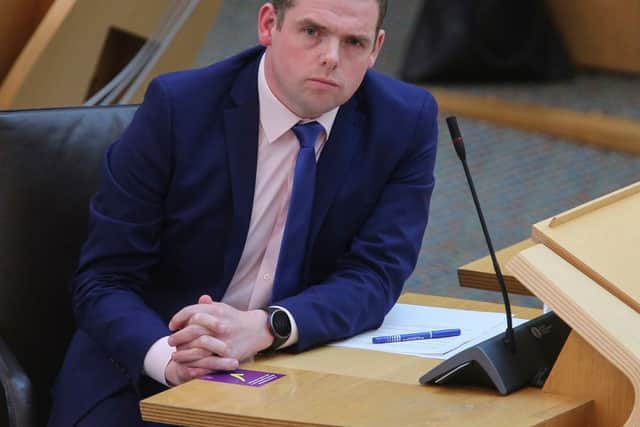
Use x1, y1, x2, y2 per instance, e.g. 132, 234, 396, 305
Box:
0, 336, 35, 427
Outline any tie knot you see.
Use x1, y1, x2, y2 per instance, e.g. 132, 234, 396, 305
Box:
292, 121, 324, 149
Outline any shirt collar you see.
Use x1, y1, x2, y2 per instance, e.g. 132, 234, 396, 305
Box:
258, 53, 339, 144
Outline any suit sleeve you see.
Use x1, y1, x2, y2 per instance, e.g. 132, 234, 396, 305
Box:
71, 79, 174, 385
276, 92, 438, 351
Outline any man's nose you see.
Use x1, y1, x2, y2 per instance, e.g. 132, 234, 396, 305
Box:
321, 38, 340, 70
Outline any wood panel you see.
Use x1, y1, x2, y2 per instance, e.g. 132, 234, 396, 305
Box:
0, 0, 77, 108
0, 0, 54, 83
141, 370, 591, 427
458, 239, 535, 295
140, 294, 593, 427
124, 0, 223, 105
0, 0, 223, 109
546, 0, 640, 74
531, 181, 640, 314
430, 88, 640, 156
545, 332, 634, 427
508, 245, 639, 426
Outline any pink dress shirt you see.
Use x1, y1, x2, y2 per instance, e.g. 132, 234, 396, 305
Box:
143, 53, 339, 385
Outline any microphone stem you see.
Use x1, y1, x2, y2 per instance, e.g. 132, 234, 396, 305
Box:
461, 159, 516, 352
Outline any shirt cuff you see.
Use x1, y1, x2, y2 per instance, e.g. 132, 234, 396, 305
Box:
143, 336, 175, 386
270, 305, 299, 349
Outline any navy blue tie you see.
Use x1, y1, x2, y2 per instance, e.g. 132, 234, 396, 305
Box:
272, 121, 324, 302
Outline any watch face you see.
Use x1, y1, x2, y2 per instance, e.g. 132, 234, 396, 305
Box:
271, 309, 292, 339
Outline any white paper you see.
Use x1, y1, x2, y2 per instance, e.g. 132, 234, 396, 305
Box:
330, 304, 527, 359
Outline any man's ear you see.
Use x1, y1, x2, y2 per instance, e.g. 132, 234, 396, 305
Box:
368, 29, 386, 68
258, 3, 278, 46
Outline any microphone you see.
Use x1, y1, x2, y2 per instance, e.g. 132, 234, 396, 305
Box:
446, 117, 515, 352
419, 116, 571, 395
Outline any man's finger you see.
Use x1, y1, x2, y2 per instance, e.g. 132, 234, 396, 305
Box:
187, 367, 212, 379
171, 347, 211, 364
168, 303, 202, 331
169, 302, 224, 331
185, 355, 239, 372
168, 324, 210, 347
173, 335, 228, 360
187, 312, 228, 336
198, 294, 214, 304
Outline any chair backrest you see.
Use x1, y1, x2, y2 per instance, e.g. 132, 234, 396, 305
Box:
0, 105, 137, 426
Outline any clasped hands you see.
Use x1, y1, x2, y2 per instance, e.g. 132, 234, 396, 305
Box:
164, 295, 273, 386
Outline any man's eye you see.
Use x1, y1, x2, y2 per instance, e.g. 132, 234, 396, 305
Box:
347, 38, 363, 47
303, 27, 317, 36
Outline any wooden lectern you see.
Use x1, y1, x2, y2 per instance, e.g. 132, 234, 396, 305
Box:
508, 181, 640, 426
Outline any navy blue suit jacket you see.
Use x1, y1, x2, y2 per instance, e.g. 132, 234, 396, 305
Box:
51, 46, 437, 424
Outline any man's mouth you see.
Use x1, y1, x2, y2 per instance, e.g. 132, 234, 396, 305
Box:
308, 78, 339, 87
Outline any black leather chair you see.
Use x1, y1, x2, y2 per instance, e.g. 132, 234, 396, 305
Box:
0, 105, 137, 427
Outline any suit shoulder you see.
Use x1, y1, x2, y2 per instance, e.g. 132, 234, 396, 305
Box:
148, 46, 263, 103
361, 70, 436, 115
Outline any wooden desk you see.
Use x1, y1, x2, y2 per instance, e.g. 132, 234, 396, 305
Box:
140, 294, 595, 426
458, 239, 535, 296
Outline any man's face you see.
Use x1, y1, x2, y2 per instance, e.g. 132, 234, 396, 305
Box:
258, 0, 385, 118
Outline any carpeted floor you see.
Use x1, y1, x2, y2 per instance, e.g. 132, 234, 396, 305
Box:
197, 1, 640, 308
410, 116, 640, 307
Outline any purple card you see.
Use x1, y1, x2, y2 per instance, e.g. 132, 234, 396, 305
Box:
200, 369, 285, 387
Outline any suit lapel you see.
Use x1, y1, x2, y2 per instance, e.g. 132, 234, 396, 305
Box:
218, 58, 261, 297
308, 97, 364, 253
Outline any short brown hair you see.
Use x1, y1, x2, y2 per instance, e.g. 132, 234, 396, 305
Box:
271, 0, 388, 33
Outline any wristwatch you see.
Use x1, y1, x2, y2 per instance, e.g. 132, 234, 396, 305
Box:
262, 307, 292, 352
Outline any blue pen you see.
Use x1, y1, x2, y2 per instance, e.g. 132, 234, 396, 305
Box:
371, 328, 461, 344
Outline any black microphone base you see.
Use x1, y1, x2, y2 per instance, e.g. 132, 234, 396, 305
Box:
420, 311, 570, 395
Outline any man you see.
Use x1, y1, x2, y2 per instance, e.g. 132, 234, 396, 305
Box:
49, 0, 438, 425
